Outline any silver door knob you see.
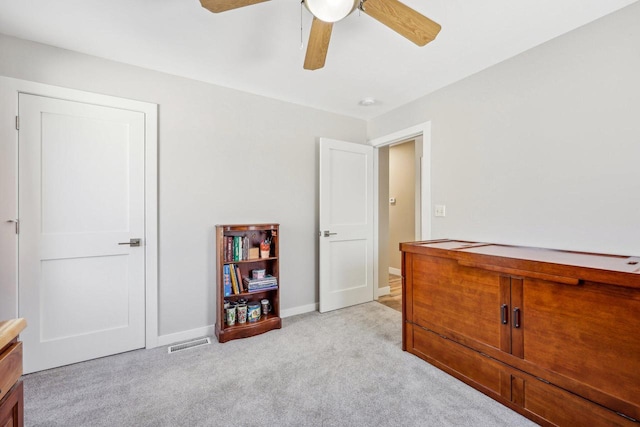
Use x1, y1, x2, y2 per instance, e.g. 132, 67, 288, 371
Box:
323, 230, 337, 237
118, 238, 141, 247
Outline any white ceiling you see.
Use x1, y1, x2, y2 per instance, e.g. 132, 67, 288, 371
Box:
0, 0, 637, 119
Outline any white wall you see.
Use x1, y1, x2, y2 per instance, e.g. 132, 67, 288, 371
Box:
0, 34, 367, 338
368, 2, 640, 256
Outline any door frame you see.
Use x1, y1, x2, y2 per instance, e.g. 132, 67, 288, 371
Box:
370, 121, 432, 298
0, 76, 159, 348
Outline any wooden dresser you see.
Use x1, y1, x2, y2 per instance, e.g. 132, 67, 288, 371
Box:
0, 319, 26, 427
401, 240, 640, 426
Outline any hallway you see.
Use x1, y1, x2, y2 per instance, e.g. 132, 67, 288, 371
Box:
377, 274, 401, 312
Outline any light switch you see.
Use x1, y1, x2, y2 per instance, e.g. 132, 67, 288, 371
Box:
435, 205, 446, 217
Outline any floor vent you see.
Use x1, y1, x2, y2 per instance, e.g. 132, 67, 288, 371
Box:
167, 337, 211, 354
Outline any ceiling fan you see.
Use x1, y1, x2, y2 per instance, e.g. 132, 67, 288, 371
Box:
199, 0, 441, 70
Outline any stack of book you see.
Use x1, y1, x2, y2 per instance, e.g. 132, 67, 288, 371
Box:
242, 275, 278, 292
224, 235, 250, 262
223, 263, 246, 296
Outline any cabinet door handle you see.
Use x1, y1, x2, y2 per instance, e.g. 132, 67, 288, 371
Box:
500, 304, 508, 325
513, 307, 521, 329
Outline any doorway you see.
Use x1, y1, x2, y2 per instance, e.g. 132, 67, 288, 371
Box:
378, 140, 418, 311
372, 122, 431, 302
388, 140, 419, 276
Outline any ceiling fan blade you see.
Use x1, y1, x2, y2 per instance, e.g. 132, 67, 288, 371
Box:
361, 0, 441, 46
304, 18, 333, 70
200, 0, 269, 13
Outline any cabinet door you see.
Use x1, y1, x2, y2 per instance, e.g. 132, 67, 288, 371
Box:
0, 381, 23, 427
411, 255, 503, 350
523, 278, 640, 417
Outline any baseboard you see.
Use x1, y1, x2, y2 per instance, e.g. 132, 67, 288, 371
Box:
389, 267, 401, 276
154, 303, 317, 347
377, 286, 391, 298
156, 325, 216, 347
281, 303, 318, 318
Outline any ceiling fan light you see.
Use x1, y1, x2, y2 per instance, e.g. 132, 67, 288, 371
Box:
304, 0, 358, 23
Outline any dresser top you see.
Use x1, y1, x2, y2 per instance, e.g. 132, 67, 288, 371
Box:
0, 318, 27, 350
401, 239, 640, 288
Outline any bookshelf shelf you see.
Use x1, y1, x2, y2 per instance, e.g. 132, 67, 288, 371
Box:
223, 257, 277, 265
221, 315, 280, 332
215, 223, 282, 343
222, 288, 279, 299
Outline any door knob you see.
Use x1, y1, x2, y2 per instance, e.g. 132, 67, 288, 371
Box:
323, 230, 337, 237
118, 238, 141, 247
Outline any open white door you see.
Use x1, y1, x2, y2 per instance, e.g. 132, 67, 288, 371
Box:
319, 138, 374, 313
18, 93, 146, 373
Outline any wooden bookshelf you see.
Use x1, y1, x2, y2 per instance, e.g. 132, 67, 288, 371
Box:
215, 224, 281, 343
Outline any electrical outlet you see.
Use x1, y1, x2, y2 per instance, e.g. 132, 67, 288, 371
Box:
435, 205, 446, 217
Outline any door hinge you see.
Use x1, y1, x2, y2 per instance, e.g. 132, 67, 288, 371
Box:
15, 116, 19, 130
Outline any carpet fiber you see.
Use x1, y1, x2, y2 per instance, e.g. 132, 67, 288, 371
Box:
24, 302, 536, 426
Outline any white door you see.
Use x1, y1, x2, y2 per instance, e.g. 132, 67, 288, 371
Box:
319, 138, 374, 313
18, 93, 146, 373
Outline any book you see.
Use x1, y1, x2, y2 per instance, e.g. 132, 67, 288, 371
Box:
243, 275, 277, 286
244, 279, 278, 289
243, 275, 278, 292
247, 282, 277, 289
223, 264, 232, 296
242, 235, 249, 260
226, 236, 233, 262
248, 285, 278, 293
229, 263, 240, 294
233, 236, 240, 261
235, 265, 244, 293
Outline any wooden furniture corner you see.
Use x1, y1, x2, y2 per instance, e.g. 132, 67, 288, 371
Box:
0, 318, 26, 427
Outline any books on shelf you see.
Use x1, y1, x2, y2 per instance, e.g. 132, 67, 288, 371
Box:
226, 263, 254, 294
229, 264, 239, 295
223, 264, 232, 296
233, 236, 240, 262
242, 275, 278, 292
225, 236, 233, 262
225, 263, 277, 295
235, 265, 244, 293
242, 235, 249, 261
225, 235, 262, 262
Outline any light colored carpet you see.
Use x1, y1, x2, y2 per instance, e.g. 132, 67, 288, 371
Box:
23, 302, 537, 426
